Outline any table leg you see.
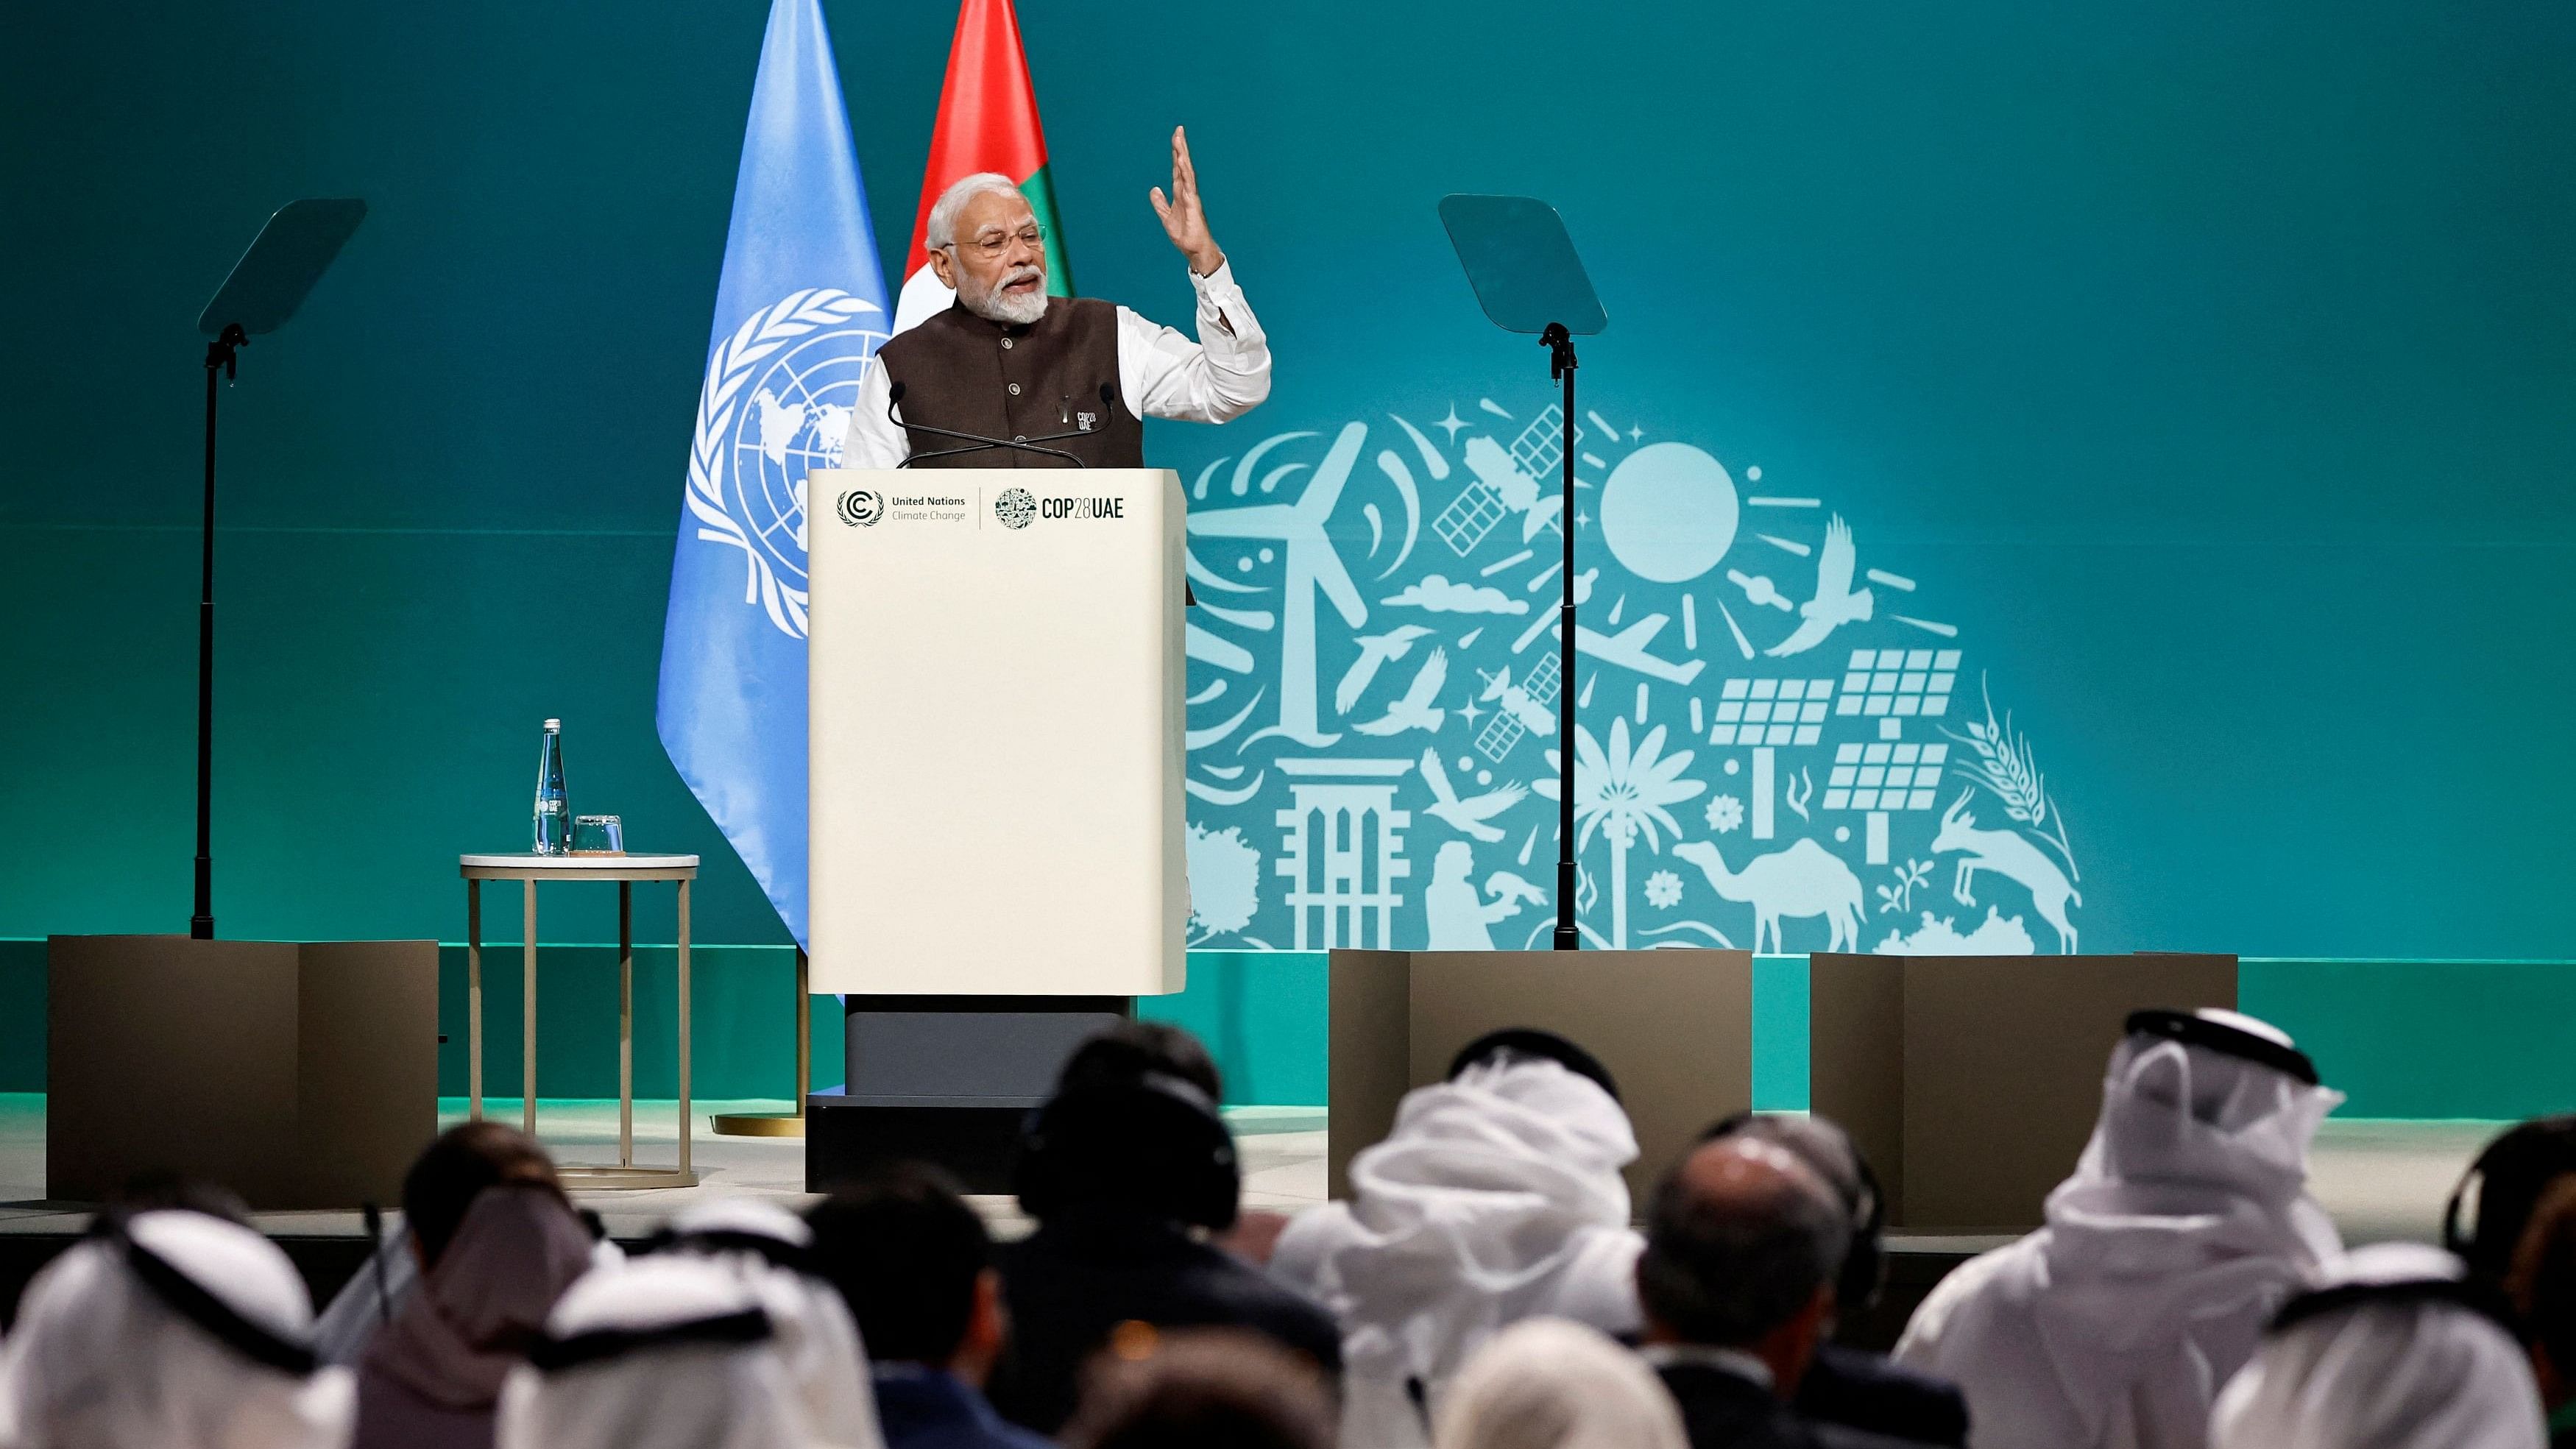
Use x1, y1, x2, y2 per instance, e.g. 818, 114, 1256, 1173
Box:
619, 880, 633, 1169
677, 879, 692, 1179
467, 879, 483, 1122
523, 880, 538, 1137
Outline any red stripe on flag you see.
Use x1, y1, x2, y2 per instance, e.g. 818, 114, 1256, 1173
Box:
905, 0, 1052, 277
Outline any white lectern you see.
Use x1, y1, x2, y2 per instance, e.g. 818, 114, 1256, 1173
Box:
802, 467, 1187, 1188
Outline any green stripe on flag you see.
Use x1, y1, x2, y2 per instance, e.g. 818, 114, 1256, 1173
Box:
1020, 164, 1075, 297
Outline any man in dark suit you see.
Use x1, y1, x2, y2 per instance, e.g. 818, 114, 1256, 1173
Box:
1709, 1114, 1970, 1446
985, 1024, 1342, 1436
1638, 1136, 1938, 1449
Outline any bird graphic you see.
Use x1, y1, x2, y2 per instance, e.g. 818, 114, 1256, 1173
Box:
1353, 648, 1448, 736
1483, 871, 1549, 910
1420, 748, 1529, 843
1763, 514, 1875, 657
1333, 625, 1434, 715
1727, 569, 1793, 612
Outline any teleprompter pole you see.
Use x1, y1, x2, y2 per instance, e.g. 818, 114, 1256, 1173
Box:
1543, 322, 1579, 951
193, 323, 246, 940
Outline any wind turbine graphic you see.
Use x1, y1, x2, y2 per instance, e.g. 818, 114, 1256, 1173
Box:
1189, 422, 1368, 748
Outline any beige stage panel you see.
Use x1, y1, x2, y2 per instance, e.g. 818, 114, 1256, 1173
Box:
807, 469, 1185, 997
1807, 952, 1907, 1218
1814, 951, 2237, 1231
47, 936, 439, 1209
1329, 949, 1753, 1205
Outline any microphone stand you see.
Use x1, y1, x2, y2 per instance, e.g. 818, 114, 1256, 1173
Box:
887, 389, 1090, 469
1542, 322, 1579, 952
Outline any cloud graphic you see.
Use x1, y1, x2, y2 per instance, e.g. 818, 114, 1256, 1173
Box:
1381, 574, 1529, 616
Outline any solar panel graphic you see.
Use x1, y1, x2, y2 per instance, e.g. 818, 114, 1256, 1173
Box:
1834, 648, 1961, 718
1709, 677, 1834, 747
1822, 740, 1950, 813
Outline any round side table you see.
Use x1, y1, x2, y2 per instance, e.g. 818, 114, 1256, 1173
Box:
459, 853, 700, 1188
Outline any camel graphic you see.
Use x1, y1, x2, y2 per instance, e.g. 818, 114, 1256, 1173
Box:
1671, 837, 1864, 953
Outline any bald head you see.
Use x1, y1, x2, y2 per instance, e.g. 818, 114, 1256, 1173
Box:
1638, 1138, 1850, 1352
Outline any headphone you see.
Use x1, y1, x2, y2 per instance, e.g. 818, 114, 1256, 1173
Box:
1702, 1111, 1886, 1313
2442, 1115, 2576, 1283
1447, 1027, 1621, 1102
1015, 1070, 1240, 1232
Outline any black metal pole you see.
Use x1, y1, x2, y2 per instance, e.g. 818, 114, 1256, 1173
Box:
194, 325, 244, 940
1544, 323, 1579, 950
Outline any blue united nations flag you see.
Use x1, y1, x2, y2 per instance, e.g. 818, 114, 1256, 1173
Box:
657, 0, 888, 948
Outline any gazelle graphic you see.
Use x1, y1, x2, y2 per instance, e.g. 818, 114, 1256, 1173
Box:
1932, 790, 2081, 953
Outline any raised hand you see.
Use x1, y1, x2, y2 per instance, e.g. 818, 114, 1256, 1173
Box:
1149, 126, 1225, 277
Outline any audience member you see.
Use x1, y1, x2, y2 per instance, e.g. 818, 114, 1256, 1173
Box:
0, 1206, 355, 1449
1055, 1327, 1334, 1449
657, 1198, 880, 1449
495, 1255, 816, 1449
2508, 1177, 2576, 1448
354, 1181, 593, 1449
2209, 1241, 2545, 1449
1638, 1136, 1931, 1449
1432, 1317, 1689, 1449
1271, 1027, 1644, 1448
805, 1166, 1048, 1449
985, 1023, 1342, 1436
1710, 1115, 1967, 1448
2452, 1116, 2576, 1287
1894, 1007, 2341, 1449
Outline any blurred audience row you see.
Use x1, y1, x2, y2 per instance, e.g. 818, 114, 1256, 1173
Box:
2, 1010, 2574, 1449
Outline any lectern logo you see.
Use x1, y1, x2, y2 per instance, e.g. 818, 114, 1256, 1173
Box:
836, 489, 882, 527
995, 487, 1037, 530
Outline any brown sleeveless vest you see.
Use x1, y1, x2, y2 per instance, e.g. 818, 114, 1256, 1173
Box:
876, 297, 1142, 469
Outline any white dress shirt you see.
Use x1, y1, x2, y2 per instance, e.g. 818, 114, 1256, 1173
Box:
843, 260, 1270, 470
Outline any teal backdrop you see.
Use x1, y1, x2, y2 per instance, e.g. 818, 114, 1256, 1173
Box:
4, 1, 2575, 1085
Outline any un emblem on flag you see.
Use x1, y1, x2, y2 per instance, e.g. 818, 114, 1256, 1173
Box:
684, 288, 888, 637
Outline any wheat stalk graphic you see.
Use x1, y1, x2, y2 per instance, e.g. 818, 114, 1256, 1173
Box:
1943, 675, 2079, 882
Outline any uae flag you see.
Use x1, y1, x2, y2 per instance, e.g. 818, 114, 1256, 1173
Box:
890, 0, 1072, 334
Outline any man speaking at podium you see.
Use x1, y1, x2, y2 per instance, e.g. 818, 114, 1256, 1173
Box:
846, 127, 1270, 470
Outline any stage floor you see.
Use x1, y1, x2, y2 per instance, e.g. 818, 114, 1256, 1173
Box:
0, 1094, 2490, 1246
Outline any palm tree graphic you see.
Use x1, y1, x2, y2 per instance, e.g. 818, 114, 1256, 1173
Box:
1536, 718, 1706, 948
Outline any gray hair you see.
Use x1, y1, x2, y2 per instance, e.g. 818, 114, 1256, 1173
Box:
924, 172, 1027, 252
1636, 1141, 1850, 1347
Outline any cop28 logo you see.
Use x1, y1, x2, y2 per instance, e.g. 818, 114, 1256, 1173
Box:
683, 288, 888, 637
836, 489, 882, 527
994, 487, 1038, 531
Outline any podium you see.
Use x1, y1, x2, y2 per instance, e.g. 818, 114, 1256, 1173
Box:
802, 468, 1186, 1188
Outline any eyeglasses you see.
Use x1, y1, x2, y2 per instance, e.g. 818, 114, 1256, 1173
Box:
949, 224, 1047, 261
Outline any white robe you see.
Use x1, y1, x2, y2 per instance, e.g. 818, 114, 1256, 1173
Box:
1894, 1018, 2345, 1449
2209, 1242, 2545, 1449
1271, 1058, 1646, 1449
495, 1256, 823, 1449
0, 1211, 355, 1449
662, 1199, 881, 1449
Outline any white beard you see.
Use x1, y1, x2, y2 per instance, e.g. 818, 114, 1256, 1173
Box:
959, 266, 1049, 326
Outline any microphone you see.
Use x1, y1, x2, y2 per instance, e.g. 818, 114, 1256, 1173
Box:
886, 380, 1086, 469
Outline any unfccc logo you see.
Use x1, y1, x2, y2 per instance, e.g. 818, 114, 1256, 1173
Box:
836, 489, 883, 527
